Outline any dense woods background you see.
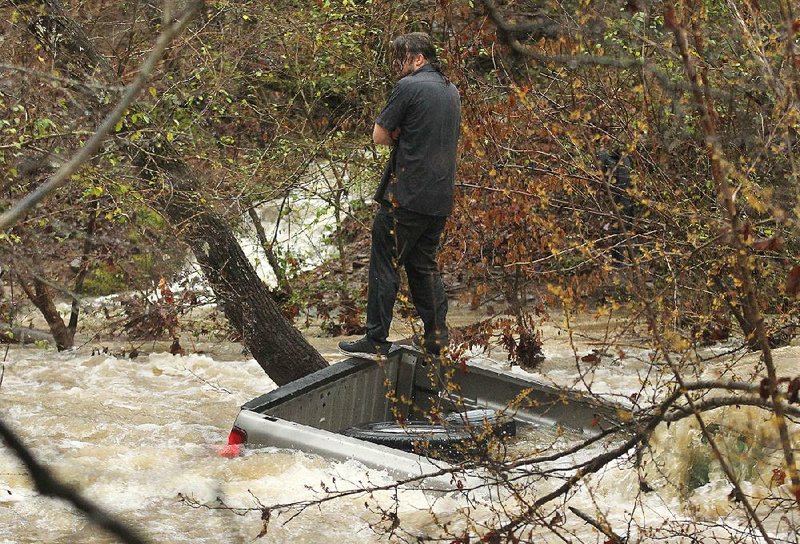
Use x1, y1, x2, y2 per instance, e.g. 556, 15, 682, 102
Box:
1, 0, 799, 541
4, 0, 800, 355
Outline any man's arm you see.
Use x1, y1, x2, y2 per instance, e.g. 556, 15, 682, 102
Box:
373, 123, 401, 146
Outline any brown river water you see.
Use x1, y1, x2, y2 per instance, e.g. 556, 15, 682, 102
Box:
1, 307, 797, 543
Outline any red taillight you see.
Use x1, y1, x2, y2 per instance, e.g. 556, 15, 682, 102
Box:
228, 426, 247, 445
219, 426, 247, 458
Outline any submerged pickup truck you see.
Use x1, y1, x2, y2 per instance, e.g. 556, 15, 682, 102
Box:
226, 346, 623, 480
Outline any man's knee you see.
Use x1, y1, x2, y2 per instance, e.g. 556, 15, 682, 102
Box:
405, 261, 440, 281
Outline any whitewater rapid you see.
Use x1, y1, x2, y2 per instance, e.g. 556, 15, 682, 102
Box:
0, 325, 797, 543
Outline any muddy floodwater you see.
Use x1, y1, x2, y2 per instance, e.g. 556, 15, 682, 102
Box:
1, 309, 798, 543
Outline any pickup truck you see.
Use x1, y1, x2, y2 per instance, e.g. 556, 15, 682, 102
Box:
225, 347, 623, 482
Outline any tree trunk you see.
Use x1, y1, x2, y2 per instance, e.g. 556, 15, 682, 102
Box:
68, 199, 97, 335
22, 0, 328, 384
16, 273, 74, 351
149, 156, 328, 384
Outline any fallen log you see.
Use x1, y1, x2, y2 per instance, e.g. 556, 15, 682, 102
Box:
0, 326, 54, 345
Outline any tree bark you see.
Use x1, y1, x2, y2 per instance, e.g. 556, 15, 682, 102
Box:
20, 0, 328, 383
16, 273, 74, 351
145, 155, 328, 384
68, 199, 97, 335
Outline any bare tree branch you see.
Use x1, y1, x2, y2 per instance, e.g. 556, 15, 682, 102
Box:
569, 506, 625, 544
478, 0, 748, 103
0, 418, 149, 544
480, 0, 561, 39
0, 63, 126, 93
0, 0, 204, 231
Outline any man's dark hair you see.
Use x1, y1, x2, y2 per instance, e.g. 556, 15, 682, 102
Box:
389, 32, 448, 81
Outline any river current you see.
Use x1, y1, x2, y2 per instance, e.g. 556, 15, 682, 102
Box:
0, 314, 798, 543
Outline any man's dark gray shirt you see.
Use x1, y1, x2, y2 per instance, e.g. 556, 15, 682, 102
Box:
375, 65, 460, 217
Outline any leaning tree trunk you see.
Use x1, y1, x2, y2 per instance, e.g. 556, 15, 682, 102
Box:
147, 155, 329, 384
15, 273, 74, 351
22, 0, 328, 384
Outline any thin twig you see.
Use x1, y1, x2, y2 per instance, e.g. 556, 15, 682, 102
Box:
0, 418, 149, 544
568, 506, 625, 544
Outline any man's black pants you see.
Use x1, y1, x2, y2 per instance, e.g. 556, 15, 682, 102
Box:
366, 206, 448, 350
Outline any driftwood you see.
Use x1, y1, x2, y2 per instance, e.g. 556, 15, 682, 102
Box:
0, 326, 54, 345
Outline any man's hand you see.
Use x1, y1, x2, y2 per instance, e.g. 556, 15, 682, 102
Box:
373, 123, 400, 146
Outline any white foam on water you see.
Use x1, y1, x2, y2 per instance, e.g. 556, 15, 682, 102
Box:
0, 343, 797, 542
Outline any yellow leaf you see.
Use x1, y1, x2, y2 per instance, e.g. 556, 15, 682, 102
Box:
616, 408, 633, 422
148, 86, 157, 98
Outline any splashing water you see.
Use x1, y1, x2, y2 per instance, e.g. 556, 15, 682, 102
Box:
0, 339, 797, 543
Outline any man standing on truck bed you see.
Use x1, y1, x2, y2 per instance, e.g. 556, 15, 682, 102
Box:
339, 32, 461, 360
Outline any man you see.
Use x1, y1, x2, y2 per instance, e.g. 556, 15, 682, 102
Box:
338, 32, 461, 360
